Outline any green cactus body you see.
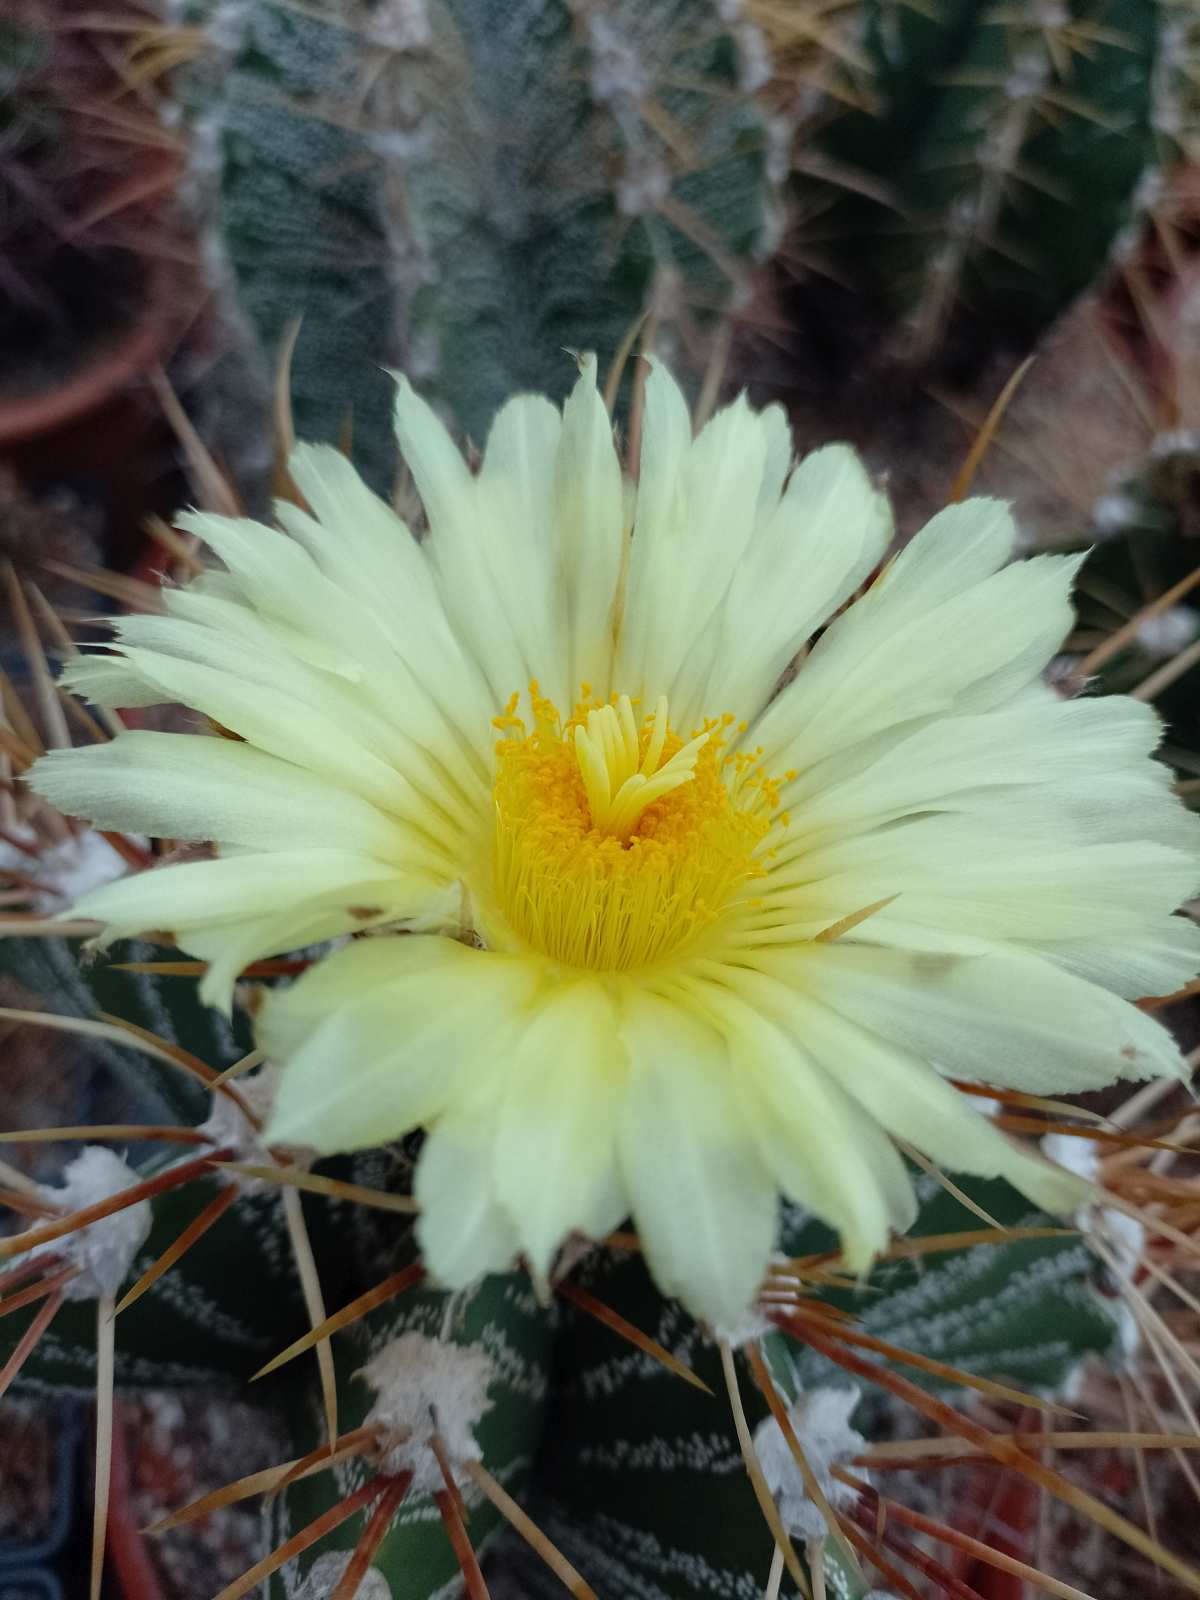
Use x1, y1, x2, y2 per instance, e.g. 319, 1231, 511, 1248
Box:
258, 1173, 1118, 1599
175, 0, 401, 490
808, 0, 1162, 364
177, 0, 780, 464
375, 0, 779, 440
263, 1262, 558, 1599
6, 1175, 311, 1395
0, 942, 1123, 1599
1075, 435, 1200, 780
501, 1181, 1117, 1600
0, 934, 249, 1125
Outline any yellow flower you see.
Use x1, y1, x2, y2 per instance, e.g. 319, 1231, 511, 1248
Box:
32, 359, 1200, 1326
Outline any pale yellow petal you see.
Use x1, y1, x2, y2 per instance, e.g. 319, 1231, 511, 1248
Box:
757, 822, 1193, 947
794, 996, 1090, 1216
680, 443, 891, 725
753, 401, 793, 529
59, 651, 171, 710
417, 1105, 522, 1288
753, 499, 1081, 773
762, 942, 1190, 1093
82, 847, 413, 923
684, 977, 915, 1270
262, 936, 540, 1153
188, 905, 379, 1012
771, 688, 1166, 858
476, 392, 569, 701
1033, 916, 1200, 1001
31, 733, 406, 861
495, 980, 627, 1277
396, 376, 559, 707
616, 989, 776, 1328
80, 643, 462, 853
555, 355, 625, 697
281, 444, 497, 771
617, 391, 769, 709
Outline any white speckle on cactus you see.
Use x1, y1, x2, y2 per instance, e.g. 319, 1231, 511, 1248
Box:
198, 1068, 313, 1191
33, 1147, 151, 1301
1041, 1132, 1100, 1184
359, 1332, 494, 1495
616, 154, 671, 217
205, 0, 251, 57
1032, 0, 1069, 27
733, 21, 772, 95
1101, 1209, 1146, 1288
365, 128, 434, 164
406, 327, 441, 382
1139, 166, 1164, 211
1135, 606, 1198, 659
1151, 428, 1200, 458
588, 15, 650, 104
296, 1553, 391, 1599
765, 114, 792, 187
188, 116, 225, 186
366, 0, 431, 53
753, 1387, 867, 1539
1091, 487, 1142, 537
946, 196, 980, 241
1005, 51, 1049, 102
0, 825, 38, 874
969, 1094, 1004, 1119
1042, 1132, 1143, 1361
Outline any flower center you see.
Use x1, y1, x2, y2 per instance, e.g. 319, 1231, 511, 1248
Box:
489, 685, 778, 970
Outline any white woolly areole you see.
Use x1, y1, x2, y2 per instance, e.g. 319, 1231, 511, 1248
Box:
0, 827, 129, 914
1091, 489, 1141, 538
1042, 1133, 1145, 1364
1100, 1208, 1146, 1286
710, 1306, 774, 1349
359, 1333, 493, 1495
753, 1387, 867, 1539
34, 1147, 151, 1301
1136, 606, 1198, 659
1041, 1132, 1099, 1184
198, 1068, 313, 1192
295, 1553, 392, 1599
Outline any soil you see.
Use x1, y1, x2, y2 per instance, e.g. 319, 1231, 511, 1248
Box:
0, 248, 146, 408
0, 1401, 57, 1547
121, 1393, 288, 1600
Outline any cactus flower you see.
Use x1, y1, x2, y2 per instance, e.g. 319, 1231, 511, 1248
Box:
32, 359, 1200, 1325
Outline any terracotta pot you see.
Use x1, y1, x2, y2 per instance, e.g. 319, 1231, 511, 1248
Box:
0, 267, 187, 571
0, 297, 171, 449
0, 1402, 81, 1587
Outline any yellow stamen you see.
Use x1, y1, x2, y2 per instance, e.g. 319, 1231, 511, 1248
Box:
491, 688, 777, 970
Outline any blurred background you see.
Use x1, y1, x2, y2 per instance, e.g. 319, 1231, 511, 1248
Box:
1, 0, 1198, 1596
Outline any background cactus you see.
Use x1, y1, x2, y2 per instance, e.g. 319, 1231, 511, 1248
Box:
174, 0, 784, 489
167, 0, 1198, 509
787, 0, 1169, 368
0, 0, 186, 393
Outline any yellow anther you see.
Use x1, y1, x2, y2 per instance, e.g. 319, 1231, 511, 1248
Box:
570, 694, 707, 842
490, 687, 781, 970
